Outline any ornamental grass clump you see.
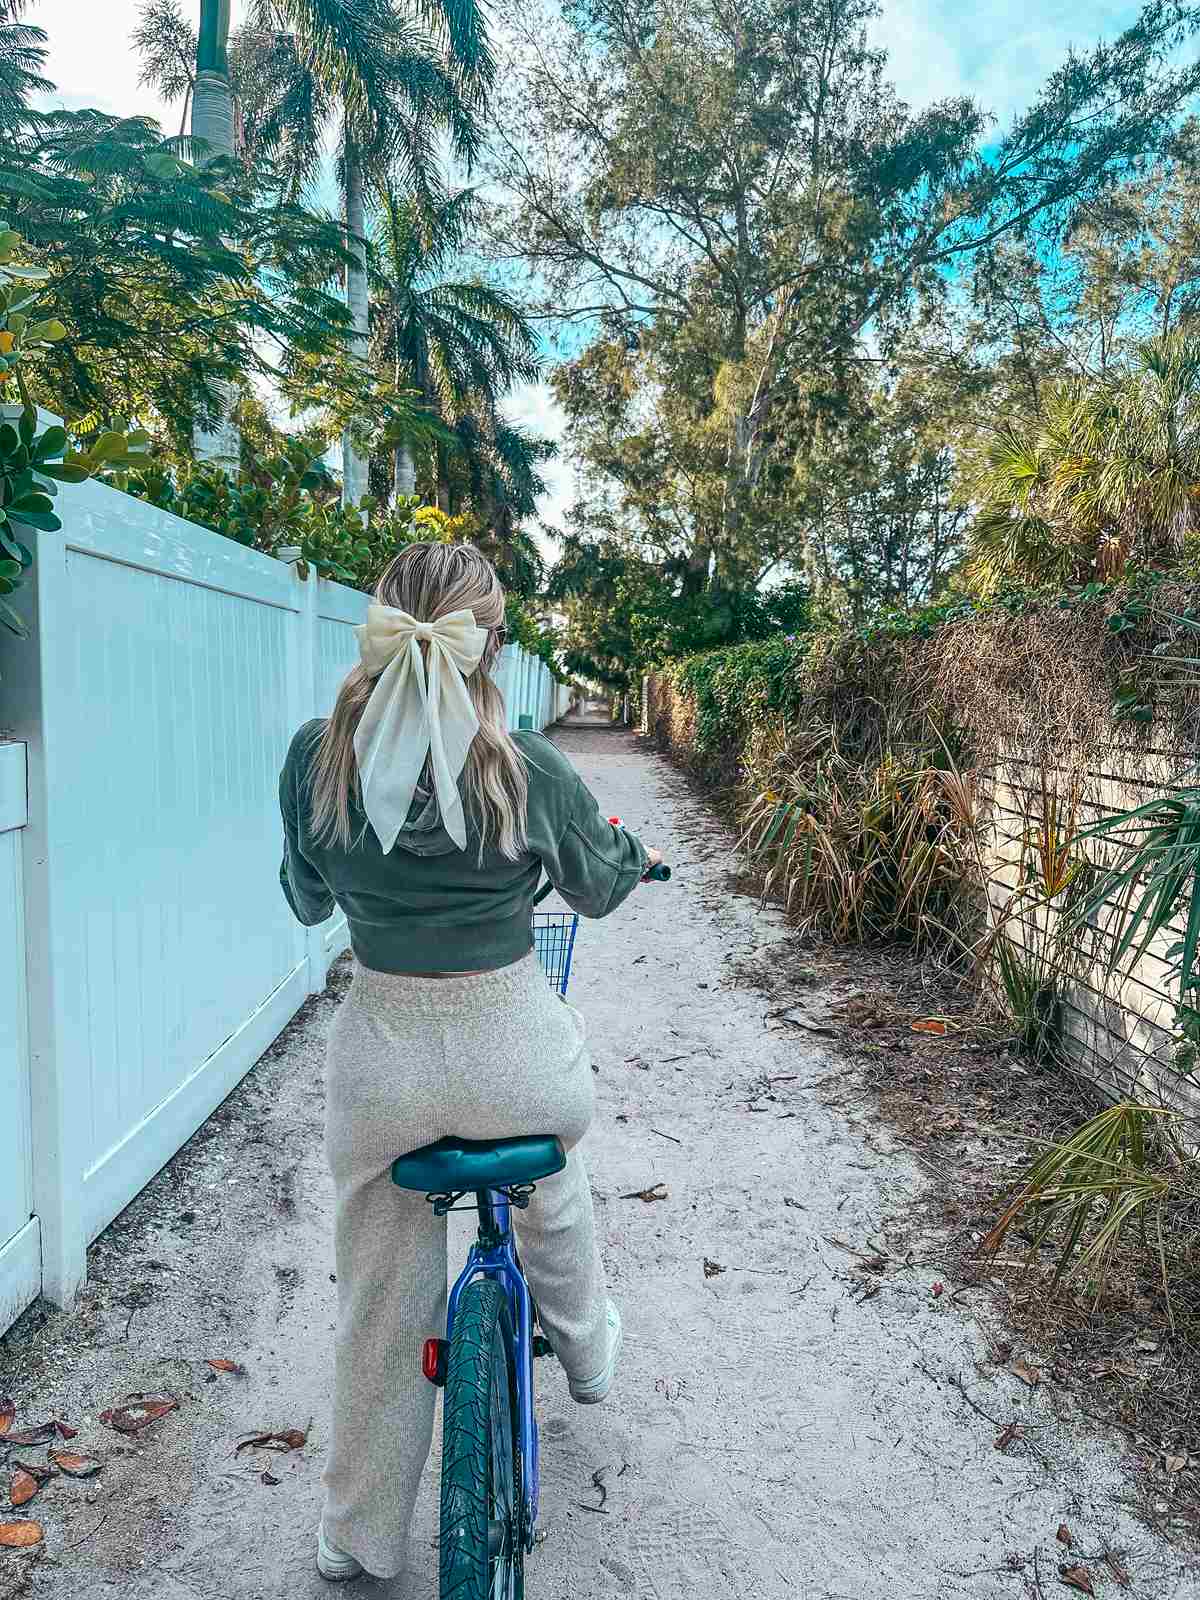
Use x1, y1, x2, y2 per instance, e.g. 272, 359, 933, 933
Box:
738, 722, 980, 949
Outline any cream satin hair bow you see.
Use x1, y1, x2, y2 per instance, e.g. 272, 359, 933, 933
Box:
352, 603, 489, 853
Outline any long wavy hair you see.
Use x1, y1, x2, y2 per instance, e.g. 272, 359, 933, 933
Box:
308, 542, 529, 859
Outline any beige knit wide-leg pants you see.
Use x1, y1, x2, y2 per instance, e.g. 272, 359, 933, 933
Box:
320, 953, 609, 1580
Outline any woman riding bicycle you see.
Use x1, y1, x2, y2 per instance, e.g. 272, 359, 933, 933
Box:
278, 541, 659, 1583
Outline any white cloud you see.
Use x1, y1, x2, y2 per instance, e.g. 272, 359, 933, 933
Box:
31, 0, 251, 125
870, 1, 1145, 128
502, 380, 571, 558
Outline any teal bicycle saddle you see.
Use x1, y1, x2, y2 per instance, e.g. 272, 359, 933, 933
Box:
391, 1134, 566, 1194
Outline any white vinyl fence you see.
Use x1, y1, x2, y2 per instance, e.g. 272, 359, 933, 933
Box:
0, 471, 565, 1327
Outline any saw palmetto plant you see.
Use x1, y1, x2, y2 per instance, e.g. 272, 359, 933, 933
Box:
980, 1103, 1181, 1319
963, 334, 1200, 593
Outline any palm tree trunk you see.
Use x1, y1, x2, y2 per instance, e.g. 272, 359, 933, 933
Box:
393, 442, 416, 502
191, 0, 238, 476
341, 138, 371, 514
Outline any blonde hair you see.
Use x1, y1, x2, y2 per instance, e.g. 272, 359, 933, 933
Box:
308, 542, 529, 859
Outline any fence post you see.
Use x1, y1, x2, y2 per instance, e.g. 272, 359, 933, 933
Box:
498, 643, 517, 730
1, 526, 89, 1308
516, 651, 530, 729
294, 568, 331, 995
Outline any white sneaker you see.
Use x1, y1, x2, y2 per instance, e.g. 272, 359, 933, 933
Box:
316, 1524, 365, 1582
568, 1300, 623, 1404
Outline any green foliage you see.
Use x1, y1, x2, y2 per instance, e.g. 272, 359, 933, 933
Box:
961, 336, 1200, 595
1073, 783, 1200, 1048
550, 534, 816, 692
494, 0, 1200, 616
982, 1104, 1179, 1312
668, 637, 812, 760
117, 446, 438, 588
0, 223, 150, 635
0, 108, 355, 447
503, 595, 558, 670
369, 186, 541, 499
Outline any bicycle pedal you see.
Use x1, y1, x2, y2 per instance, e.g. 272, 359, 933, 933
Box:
532, 1335, 555, 1360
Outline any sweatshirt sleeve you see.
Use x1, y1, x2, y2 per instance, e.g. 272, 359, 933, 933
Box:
279, 729, 336, 927
538, 774, 649, 919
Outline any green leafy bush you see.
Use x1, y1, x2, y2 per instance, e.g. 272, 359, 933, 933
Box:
0, 223, 149, 634
118, 448, 432, 590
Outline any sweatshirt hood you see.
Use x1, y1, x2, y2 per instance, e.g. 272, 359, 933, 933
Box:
389, 775, 461, 857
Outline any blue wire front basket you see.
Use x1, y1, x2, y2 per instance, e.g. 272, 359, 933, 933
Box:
532, 911, 579, 996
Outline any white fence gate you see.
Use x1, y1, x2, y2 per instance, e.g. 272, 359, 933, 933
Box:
0, 472, 567, 1326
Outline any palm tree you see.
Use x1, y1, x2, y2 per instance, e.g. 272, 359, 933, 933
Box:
963, 333, 1200, 592
0, 0, 52, 130
370, 185, 539, 502
237, 0, 492, 510
189, 0, 240, 471
133, 0, 198, 136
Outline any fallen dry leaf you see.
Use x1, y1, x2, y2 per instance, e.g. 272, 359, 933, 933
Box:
206, 1359, 245, 1375
0, 1520, 43, 1548
100, 1395, 178, 1434
1095, 1361, 1140, 1381
1057, 1524, 1073, 1547
1058, 1565, 1095, 1596
702, 1259, 725, 1278
1, 1423, 56, 1448
53, 1420, 77, 1440
1010, 1359, 1041, 1388
235, 1428, 308, 1455
0, 1399, 12, 1438
931, 1282, 945, 1298
9, 1469, 42, 1508
911, 1018, 947, 1034
1103, 1551, 1131, 1588
48, 1451, 102, 1479
1165, 1453, 1187, 1474
994, 1422, 1023, 1452
619, 1183, 668, 1203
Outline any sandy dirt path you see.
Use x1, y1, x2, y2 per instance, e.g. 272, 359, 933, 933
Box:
1, 721, 1196, 1600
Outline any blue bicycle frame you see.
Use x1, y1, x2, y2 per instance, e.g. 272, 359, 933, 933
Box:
445, 1187, 541, 1543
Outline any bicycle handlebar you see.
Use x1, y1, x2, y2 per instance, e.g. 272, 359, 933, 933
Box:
532, 860, 671, 906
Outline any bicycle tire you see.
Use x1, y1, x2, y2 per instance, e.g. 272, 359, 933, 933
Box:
439, 1278, 525, 1600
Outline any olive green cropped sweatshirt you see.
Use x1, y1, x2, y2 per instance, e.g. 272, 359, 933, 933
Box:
279, 721, 649, 973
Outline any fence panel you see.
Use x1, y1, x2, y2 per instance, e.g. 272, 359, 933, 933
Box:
0, 481, 315, 1302
0, 469, 562, 1318
0, 743, 37, 1330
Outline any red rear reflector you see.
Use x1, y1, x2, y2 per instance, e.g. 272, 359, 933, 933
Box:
422, 1339, 441, 1382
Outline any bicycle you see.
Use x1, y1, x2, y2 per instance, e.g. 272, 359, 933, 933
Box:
389, 850, 671, 1600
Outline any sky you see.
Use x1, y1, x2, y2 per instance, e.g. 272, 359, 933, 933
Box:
27, 0, 1159, 533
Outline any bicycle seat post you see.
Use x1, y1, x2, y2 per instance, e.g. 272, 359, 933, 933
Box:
475, 1188, 509, 1249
